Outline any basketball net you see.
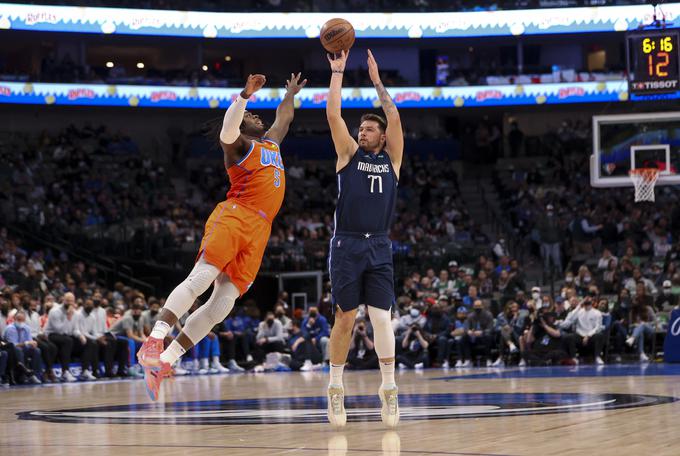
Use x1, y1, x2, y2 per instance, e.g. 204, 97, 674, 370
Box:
629, 168, 660, 203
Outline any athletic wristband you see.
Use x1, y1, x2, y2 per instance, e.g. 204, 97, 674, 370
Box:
332, 70, 344, 74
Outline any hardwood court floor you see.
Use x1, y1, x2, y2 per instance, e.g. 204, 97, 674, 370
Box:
2, 364, 680, 456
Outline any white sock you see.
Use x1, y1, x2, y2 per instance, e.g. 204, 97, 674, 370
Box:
329, 363, 344, 387
211, 356, 222, 367
380, 360, 395, 387
150, 321, 171, 340
160, 340, 186, 366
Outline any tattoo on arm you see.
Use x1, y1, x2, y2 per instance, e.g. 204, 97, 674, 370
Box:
375, 81, 397, 117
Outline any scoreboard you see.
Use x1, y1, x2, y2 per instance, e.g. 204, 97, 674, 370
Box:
627, 31, 680, 96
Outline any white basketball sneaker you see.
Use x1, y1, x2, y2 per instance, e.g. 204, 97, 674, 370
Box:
327, 385, 347, 427
379, 384, 399, 428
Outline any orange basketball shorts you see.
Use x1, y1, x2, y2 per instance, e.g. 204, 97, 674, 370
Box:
196, 200, 272, 295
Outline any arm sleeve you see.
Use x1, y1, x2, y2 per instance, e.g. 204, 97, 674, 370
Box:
46, 308, 65, 334
219, 95, 248, 144
85, 316, 98, 340
587, 312, 603, 337
560, 309, 577, 329
483, 315, 494, 335
300, 319, 310, 338
319, 318, 330, 338
4, 327, 18, 344
581, 219, 599, 233
255, 323, 265, 340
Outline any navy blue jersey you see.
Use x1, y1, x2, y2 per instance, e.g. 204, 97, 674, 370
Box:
334, 148, 398, 234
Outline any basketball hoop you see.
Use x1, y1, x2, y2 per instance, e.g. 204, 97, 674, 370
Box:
629, 168, 660, 202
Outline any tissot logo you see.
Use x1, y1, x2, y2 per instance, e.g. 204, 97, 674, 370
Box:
17, 393, 676, 425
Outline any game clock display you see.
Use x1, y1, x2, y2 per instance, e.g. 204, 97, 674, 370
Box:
627, 31, 680, 95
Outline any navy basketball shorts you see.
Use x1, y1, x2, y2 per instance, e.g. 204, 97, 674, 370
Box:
328, 233, 395, 313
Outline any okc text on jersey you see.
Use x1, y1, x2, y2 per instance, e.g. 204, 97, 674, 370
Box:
260, 149, 284, 170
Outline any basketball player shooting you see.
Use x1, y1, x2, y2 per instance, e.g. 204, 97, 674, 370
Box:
137, 72, 307, 401
325, 49, 404, 427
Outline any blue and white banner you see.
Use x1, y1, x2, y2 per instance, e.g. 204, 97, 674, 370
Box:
0, 3, 678, 38
0, 80, 647, 109
664, 309, 680, 363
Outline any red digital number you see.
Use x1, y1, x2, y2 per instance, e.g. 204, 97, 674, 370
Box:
656, 51, 669, 77
648, 52, 670, 77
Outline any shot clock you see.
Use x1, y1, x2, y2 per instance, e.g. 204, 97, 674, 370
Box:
627, 31, 680, 95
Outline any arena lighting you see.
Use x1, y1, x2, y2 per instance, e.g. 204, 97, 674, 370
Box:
202, 65, 208, 71
224, 56, 232, 62
2, 3, 680, 38
136, 62, 144, 69
105, 61, 114, 68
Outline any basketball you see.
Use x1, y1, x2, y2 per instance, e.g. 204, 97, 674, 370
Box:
320, 18, 355, 54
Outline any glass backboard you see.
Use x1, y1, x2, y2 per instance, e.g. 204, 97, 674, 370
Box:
591, 111, 680, 188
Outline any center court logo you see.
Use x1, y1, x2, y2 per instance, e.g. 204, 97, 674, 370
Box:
17, 393, 676, 425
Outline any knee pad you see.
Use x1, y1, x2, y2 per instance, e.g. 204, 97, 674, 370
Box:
368, 306, 395, 359
367, 306, 392, 327
183, 279, 239, 344
183, 260, 221, 299
206, 295, 236, 325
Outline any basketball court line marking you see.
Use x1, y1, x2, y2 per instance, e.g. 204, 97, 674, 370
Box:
0, 443, 516, 456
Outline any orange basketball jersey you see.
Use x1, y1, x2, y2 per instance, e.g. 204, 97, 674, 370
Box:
226, 138, 286, 223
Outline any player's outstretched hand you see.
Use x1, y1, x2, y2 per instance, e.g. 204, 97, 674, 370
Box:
286, 72, 308, 95
243, 74, 266, 97
367, 49, 380, 85
327, 49, 349, 73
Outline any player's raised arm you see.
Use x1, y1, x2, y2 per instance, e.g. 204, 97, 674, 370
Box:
326, 50, 359, 169
220, 74, 266, 151
265, 72, 307, 145
367, 49, 404, 172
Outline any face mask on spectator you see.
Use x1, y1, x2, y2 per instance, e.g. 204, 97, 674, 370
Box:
583, 276, 592, 283
532, 292, 540, 300
150, 309, 159, 316
565, 276, 574, 283
663, 288, 672, 296
409, 308, 420, 318
132, 314, 141, 321
266, 317, 274, 326
275, 310, 284, 318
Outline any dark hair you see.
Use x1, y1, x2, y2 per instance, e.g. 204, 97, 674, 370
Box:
204, 117, 224, 149
131, 303, 143, 311
360, 113, 387, 132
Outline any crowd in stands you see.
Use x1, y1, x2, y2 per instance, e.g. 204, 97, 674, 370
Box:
0, 0, 652, 12
2, 111, 679, 387
3, 190, 678, 388
4, 125, 481, 272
